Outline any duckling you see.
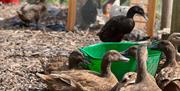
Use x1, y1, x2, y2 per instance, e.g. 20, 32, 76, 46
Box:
16, 0, 47, 29
168, 33, 180, 61
36, 50, 129, 91
151, 40, 180, 91
97, 5, 148, 42
111, 45, 161, 91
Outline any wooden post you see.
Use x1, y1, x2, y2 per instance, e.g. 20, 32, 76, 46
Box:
161, 0, 173, 29
171, 0, 180, 32
147, 0, 157, 37
161, 0, 173, 39
66, 0, 77, 31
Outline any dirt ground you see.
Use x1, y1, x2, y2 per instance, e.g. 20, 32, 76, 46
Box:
0, 5, 100, 91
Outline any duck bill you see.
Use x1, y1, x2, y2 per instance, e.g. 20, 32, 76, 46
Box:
143, 15, 148, 22
119, 56, 130, 62
150, 43, 158, 50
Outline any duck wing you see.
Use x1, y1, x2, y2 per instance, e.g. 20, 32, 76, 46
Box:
36, 72, 88, 91
50, 73, 89, 91
97, 15, 135, 42
37, 70, 117, 91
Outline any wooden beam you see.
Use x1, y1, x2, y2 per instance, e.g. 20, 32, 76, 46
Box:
161, 0, 173, 29
171, 0, 180, 32
147, 0, 157, 37
161, 0, 173, 39
66, 0, 77, 31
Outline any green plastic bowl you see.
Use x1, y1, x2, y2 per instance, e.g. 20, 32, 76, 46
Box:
79, 42, 161, 80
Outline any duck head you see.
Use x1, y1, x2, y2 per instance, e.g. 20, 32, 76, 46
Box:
69, 50, 90, 69
101, 50, 129, 77
127, 6, 148, 21
151, 40, 178, 66
103, 50, 130, 62
122, 45, 138, 57
150, 40, 176, 54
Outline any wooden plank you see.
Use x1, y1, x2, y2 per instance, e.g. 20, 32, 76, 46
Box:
66, 0, 77, 31
147, 0, 157, 37
171, 0, 180, 32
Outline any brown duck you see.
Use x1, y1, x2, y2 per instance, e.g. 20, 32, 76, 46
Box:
119, 46, 139, 86
36, 50, 129, 91
111, 45, 161, 91
16, 0, 47, 29
151, 40, 180, 91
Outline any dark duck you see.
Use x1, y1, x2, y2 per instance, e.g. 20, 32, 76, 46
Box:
97, 5, 148, 42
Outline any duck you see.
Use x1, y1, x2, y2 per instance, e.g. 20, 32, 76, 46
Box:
36, 50, 129, 91
121, 45, 156, 81
168, 33, 180, 61
16, 0, 47, 29
151, 40, 180, 91
117, 46, 138, 86
111, 45, 161, 91
40, 50, 89, 74
97, 5, 148, 42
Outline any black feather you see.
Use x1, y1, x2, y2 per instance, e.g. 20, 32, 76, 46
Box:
97, 6, 146, 42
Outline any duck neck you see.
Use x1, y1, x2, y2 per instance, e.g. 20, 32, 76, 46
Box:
100, 59, 112, 77
136, 57, 148, 83
126, 9, 136, 18
164, 48, 178, 66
